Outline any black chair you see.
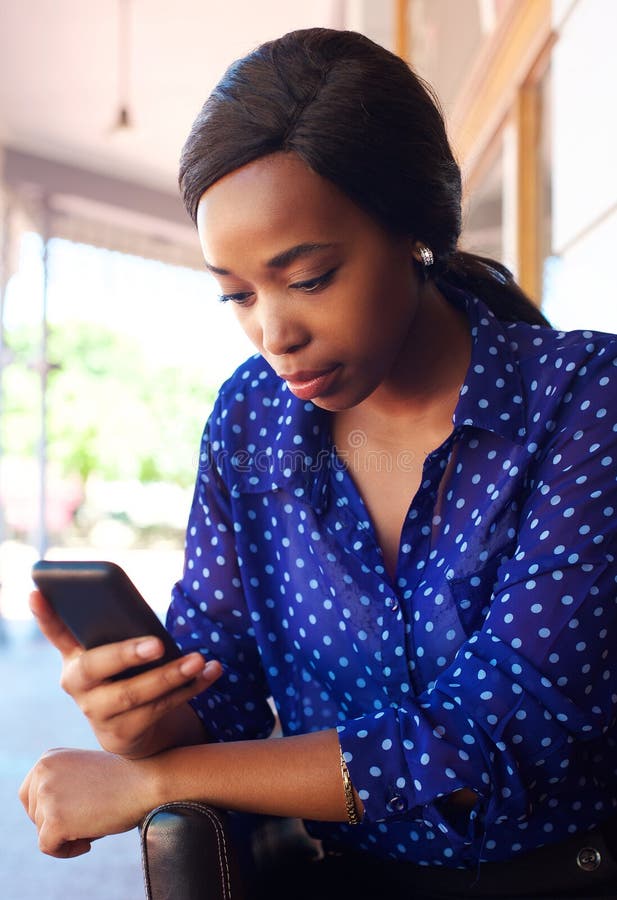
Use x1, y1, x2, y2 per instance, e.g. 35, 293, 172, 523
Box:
140, 802, 321, 900
140, 802, 617, 900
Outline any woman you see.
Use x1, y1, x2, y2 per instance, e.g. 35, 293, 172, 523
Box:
21, 28, 617, 898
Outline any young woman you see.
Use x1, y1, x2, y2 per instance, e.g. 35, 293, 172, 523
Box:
21, 28, 617, 898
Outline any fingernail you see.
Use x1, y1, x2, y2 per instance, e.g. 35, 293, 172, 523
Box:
203, 661, 219, 677
135, 638, 160, 659
179, 655, 203, 676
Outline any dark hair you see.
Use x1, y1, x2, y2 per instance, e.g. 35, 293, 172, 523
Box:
180, 27, 548, 326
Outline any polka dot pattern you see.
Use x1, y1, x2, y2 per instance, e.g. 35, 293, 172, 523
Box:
168, 288, 617, 867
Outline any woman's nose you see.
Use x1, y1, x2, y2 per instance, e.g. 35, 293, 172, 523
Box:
259, 300, 309, 357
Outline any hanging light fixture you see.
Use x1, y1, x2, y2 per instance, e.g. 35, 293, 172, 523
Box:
112, 0, 134, 132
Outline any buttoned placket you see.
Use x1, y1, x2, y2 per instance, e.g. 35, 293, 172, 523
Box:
321, 434, 461, 704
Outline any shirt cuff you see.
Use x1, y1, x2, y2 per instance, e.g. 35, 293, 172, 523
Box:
336, 710, 431, 822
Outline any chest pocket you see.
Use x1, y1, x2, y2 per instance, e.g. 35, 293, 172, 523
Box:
446, 480, 523, 637
449, 552, 509, 637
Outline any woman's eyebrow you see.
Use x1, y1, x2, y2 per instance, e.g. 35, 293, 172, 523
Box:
204, 260, 231, 275
266, 242, 338, 269
204, 242, 337, 276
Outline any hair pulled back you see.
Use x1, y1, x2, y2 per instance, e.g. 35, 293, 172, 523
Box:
180, 27, 547, 326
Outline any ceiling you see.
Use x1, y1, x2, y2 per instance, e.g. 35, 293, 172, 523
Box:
0, 0, 350, 199
0, 1, 490, 265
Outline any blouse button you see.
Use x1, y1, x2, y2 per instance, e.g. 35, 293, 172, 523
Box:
389, 795, 407, 813
577, 847, 602, 872
385, 597, 399, 613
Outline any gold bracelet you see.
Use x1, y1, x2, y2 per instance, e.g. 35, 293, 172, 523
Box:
340, 746, 361, 825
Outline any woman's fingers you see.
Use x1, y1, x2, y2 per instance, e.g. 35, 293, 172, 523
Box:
47, 838, 93, 859
37, 810, 93, 858
62, 634, 217, 694
61, 635, 166, 692
80, 663, 220, 756
30, 588, 223, 709
20, 750, 114, 857
108, 653, 221, 717
18, 769, 34, 821
29, 591, 82, 658
35, 621, 222, 756
94, 656, 221, 720
20, 747, 158, 856
123, 659, 222, 720
64, 648, 221, 733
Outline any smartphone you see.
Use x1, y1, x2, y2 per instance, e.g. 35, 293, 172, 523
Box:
31, 559, 182, 679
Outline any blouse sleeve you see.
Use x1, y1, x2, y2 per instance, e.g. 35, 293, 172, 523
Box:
167, 412, 275, 742
338, 349, 617, 845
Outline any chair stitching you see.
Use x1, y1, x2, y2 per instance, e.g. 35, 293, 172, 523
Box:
142, 802, 234, 900
140, 811, 155, 900
200, 806, 233, 900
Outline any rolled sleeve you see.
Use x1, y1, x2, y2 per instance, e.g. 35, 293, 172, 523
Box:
336, 654, 508, 829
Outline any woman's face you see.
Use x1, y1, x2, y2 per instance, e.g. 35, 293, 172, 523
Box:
196, 152, 423, 412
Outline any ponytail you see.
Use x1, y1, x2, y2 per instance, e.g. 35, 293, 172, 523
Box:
439, 251, 550, 327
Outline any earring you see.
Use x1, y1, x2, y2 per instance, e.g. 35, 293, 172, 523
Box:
418, 245, 434, 268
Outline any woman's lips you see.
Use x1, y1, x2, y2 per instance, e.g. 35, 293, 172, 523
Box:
280, 365, 340, 401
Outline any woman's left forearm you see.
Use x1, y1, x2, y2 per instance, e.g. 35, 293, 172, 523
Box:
21, 729, 359, 858
145, 727, 362, 822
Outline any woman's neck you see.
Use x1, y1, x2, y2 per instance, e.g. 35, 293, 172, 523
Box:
337, 285, 471, 443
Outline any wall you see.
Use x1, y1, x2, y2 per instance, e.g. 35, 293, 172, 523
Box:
544, 0, 617, 331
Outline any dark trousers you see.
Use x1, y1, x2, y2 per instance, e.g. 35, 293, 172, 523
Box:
252, 818, 617, 900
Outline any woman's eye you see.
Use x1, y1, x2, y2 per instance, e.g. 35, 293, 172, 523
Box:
218, 291, 254, 305
290, 267, 337, 293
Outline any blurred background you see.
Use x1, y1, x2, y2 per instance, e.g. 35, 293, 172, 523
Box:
0, 0, 615, 897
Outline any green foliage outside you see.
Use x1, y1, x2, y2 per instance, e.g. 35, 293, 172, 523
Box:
3, 320, 215, 489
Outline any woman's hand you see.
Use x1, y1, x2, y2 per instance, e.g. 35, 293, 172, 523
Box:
19, 748, 156, 858
30, 590, 222, 757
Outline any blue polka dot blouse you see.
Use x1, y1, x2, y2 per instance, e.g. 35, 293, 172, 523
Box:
168, 287, 617, 867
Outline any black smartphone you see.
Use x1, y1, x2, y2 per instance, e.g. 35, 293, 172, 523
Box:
31, 559, 182, 679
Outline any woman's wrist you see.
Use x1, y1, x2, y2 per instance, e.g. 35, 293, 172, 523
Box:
135, 743, 207, 812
